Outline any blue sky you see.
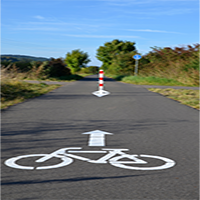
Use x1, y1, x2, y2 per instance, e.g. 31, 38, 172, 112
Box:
1, 0, 199, 66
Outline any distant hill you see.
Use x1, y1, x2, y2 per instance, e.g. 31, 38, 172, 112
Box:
1, 55, 50, 62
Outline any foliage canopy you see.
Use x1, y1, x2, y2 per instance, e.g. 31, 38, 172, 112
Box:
64, 49, 91, 73
96, 39, 136, 72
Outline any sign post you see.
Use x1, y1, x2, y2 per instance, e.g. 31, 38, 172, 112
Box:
133, 55, 142, 76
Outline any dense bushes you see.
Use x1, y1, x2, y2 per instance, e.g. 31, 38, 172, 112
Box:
1, 58, 71, 79
138, 44, 199, 85
41, 58, 71, 77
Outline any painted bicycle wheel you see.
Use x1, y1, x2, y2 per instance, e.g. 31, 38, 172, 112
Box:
109, 154, 175, 170
5, 154, 73, 170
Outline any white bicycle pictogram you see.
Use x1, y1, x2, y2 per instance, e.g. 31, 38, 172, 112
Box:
5, 147, 176, 170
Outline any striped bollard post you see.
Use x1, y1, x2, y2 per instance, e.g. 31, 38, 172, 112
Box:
99, 70, 104, 90
92, 70, 110, 97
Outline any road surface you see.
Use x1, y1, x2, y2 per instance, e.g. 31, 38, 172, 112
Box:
1, 75, 199, 200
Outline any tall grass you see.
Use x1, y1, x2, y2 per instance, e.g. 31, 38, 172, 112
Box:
1, 81, 60, 109
1, 64, 83, 81
1, 69, 61, 109
138, 44, 199, 86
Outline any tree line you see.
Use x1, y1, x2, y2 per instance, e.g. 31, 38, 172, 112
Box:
1, 40, 199, 85
0, 40, 138, 77
96, 41, 199, 85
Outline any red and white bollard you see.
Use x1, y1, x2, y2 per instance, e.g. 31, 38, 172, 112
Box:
99, 70, 104, 90
92, 70, 110, 97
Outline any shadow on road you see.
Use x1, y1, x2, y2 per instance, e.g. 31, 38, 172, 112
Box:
1, 172, 163, 185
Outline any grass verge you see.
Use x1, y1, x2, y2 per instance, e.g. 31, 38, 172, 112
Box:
148, 88, 199, 110
106, 74, 198, 87
1, 80, 61, 109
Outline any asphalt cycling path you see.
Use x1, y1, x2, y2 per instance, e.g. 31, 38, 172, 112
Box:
1, 75, 199, 200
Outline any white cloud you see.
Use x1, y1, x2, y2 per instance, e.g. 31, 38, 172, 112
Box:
16, 27, 59, 31
98, 0, 197, 6
99, 0, 197, 16
63, 34, 141, 39
120, 7, 194, 16
127, 29, 182, 34
153, 8, 193, 15
99, 0, 139, 6
13, 19, 102, 32
34, 15, 45, 20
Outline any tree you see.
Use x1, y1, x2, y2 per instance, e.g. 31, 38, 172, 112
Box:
64, 49, 91, 73
96, 39, 136, 71
108, 52, 136, 75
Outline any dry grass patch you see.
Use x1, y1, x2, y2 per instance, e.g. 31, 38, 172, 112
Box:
1, 80, 61, 109
148, 88, 199, 110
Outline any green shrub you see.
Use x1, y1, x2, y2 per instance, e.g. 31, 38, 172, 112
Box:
43, 58, 71, 77
80, 66, 99, 74
183, 58, 199, 72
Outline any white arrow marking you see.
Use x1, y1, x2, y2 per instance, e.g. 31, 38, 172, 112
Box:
82, 130, 113, 146
92, 90, 110, 97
